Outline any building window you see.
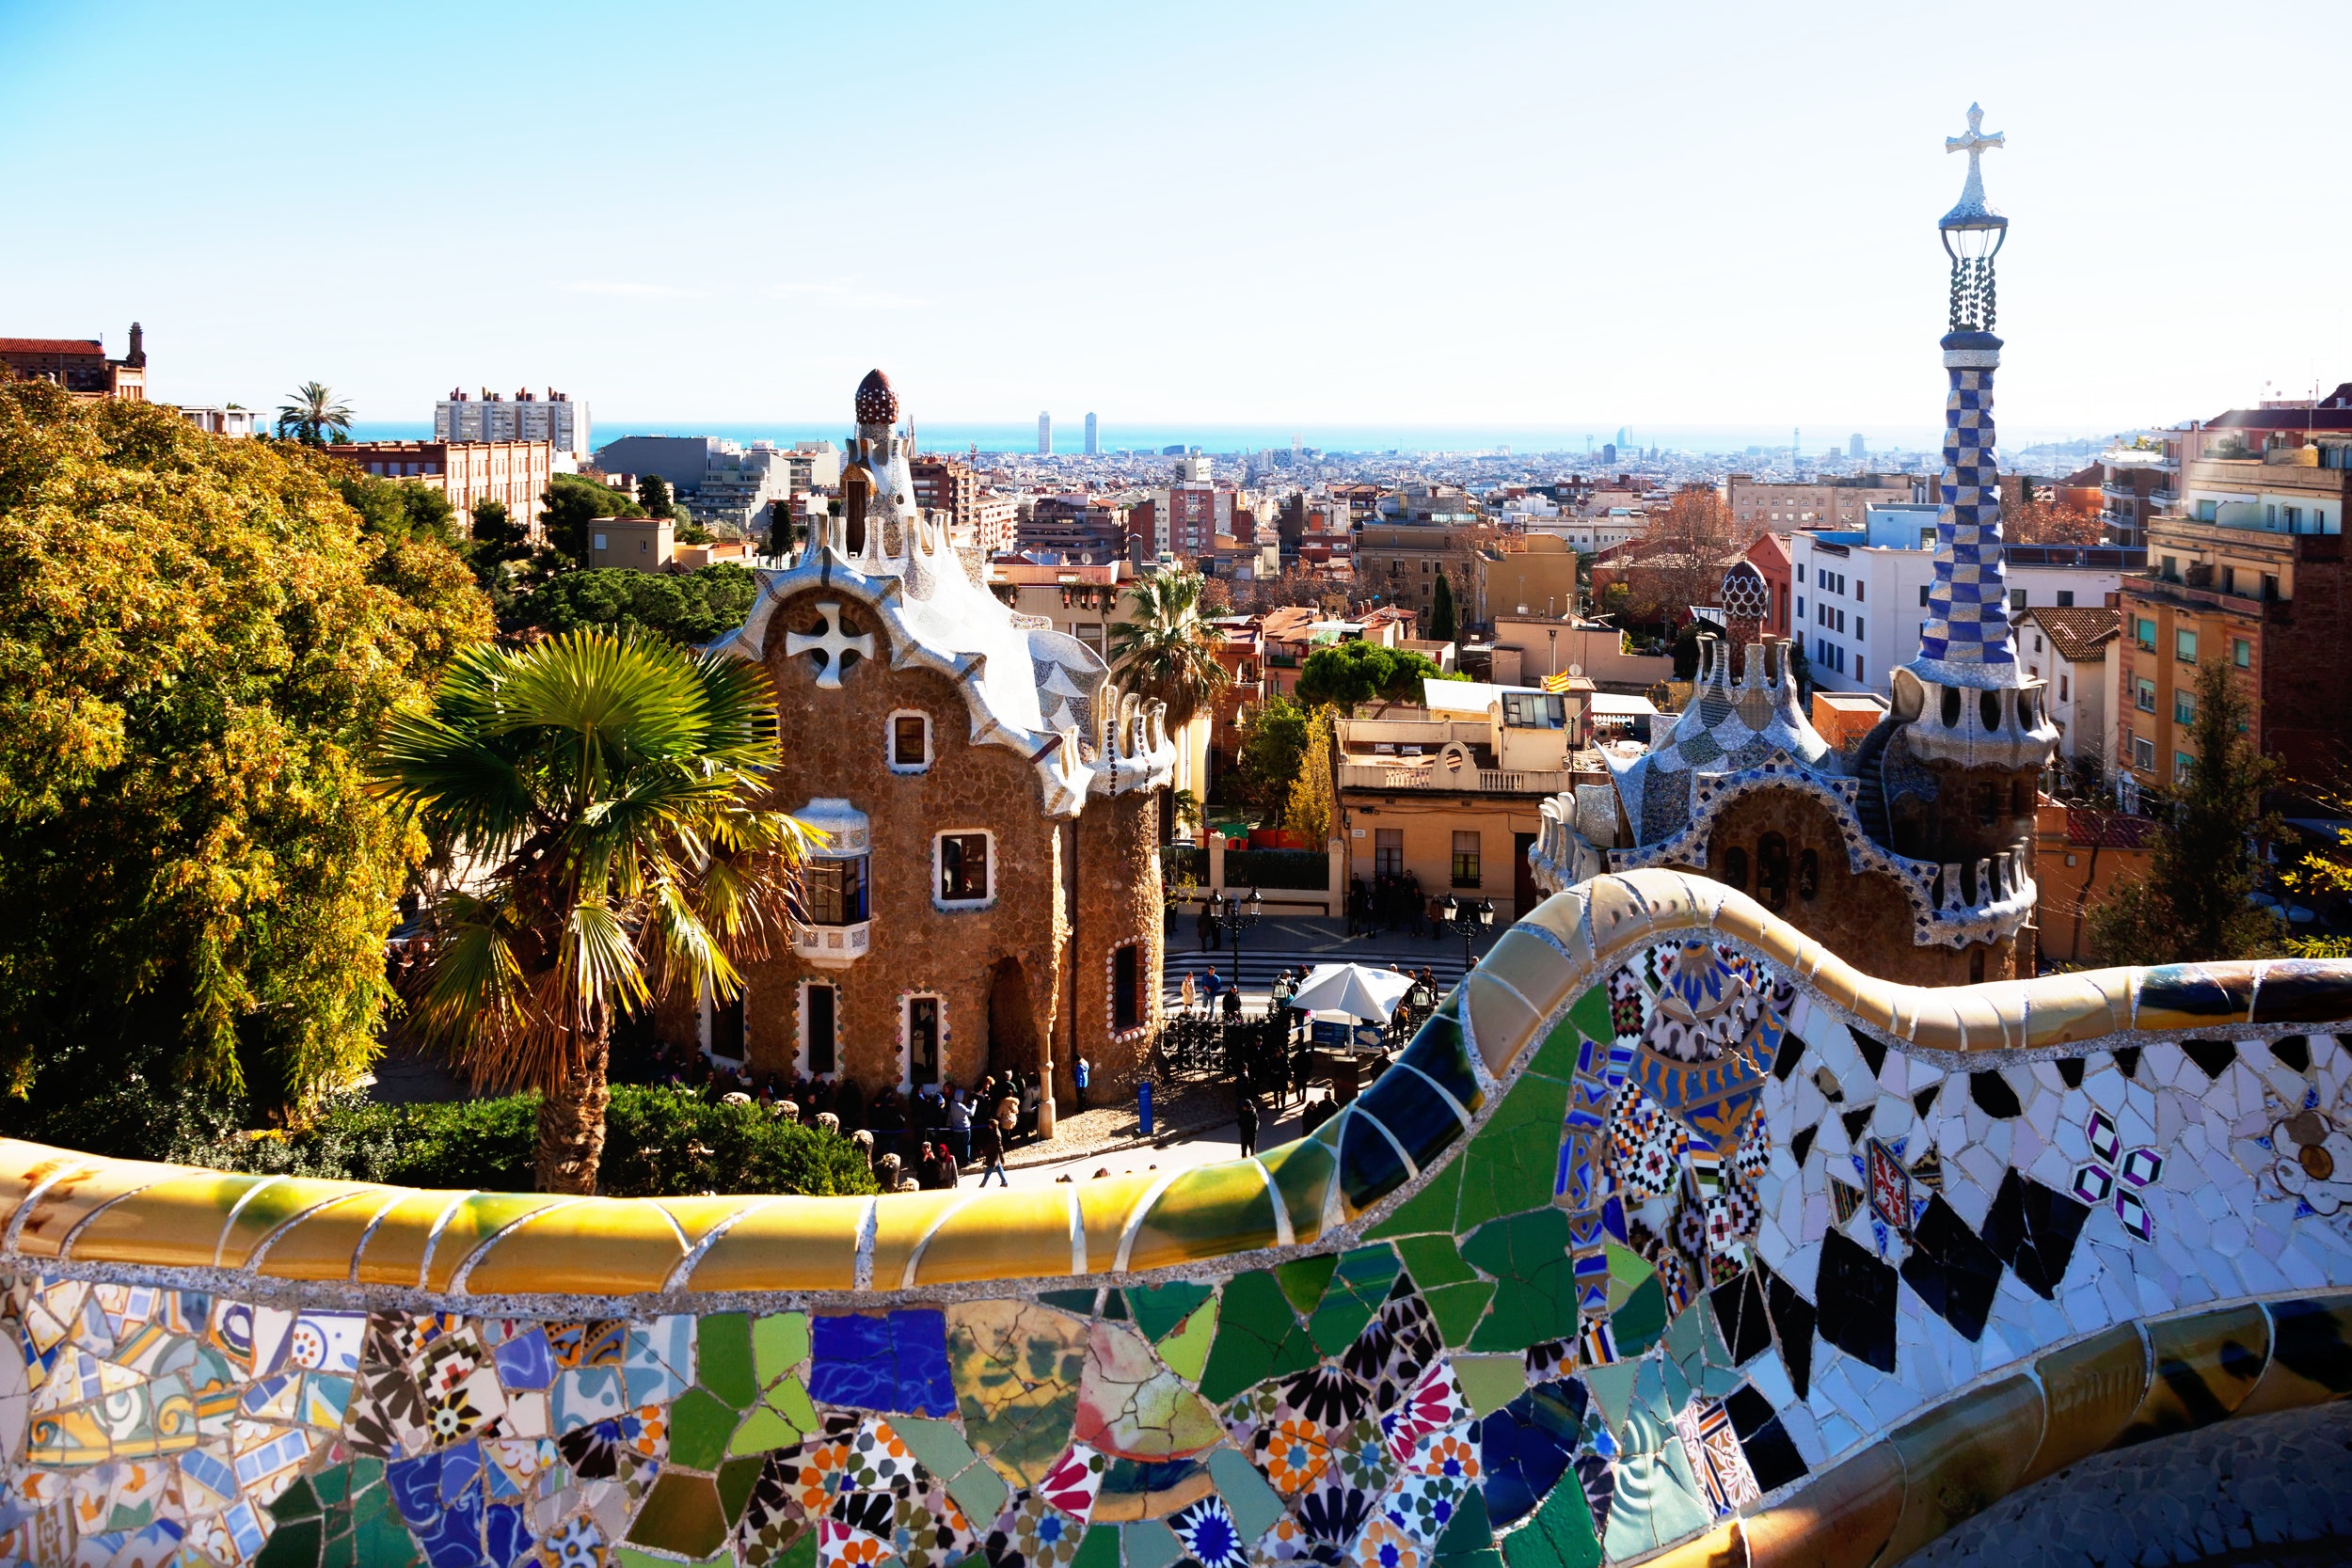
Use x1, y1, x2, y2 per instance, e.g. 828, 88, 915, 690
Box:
1722, 846, 1749, 891
2057, 590, 2074, 607
1919, 584, 1931, 607
2010, 589, 2027, 610
803, 855, 870, 925
2058, 673, 2069, 703
2132, 736, 2155, 770
802, 982, 838, 1076
889, 711, 931, 771
1796, 595, 1804, 620
1796, 847, 1820, 901
2174, 691, 2195, 725
2175, 752, 2195, 783
904, 995, 942, 1089
1756, 833, 1790, 911
936, 832, 993, 906
2176, 628, 2198, 663
1375, 829, 1404, 878
2136, 618, 2156, 652
2233, 637, 2251, 669
1855, 657, 1865, 683
1111, 944, 1143, 1033
1796, 564, 1805, 583
1854, 580, 1865, 603
1450, 832, 1481, 888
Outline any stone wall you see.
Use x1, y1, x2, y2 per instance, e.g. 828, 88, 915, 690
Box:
4, 872, 2349, 1568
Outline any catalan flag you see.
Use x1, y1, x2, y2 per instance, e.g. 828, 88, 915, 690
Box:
1541, 671, 1576, 693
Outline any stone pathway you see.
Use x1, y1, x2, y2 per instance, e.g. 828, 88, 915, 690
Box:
1901, 1400, 2352, 1567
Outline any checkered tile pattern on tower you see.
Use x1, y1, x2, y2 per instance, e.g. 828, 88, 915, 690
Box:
1915, 365, 2018, 682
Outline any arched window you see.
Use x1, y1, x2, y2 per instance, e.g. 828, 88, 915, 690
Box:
2010, 778, 2030, 816
1757, 833, 1790, 911
1797, 847, 1820, 900
1722, 846, 1750, 892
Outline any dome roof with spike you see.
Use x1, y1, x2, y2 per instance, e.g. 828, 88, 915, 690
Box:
854, 369, 898, 426
1608, 641, 1840, 844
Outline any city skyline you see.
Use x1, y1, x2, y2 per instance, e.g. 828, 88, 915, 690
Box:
4, 2, 2346, 436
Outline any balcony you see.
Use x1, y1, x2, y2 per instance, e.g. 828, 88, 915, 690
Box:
1339, 763, 1581, 795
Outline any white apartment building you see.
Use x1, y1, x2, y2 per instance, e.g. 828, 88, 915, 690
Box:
1791, 503, 2140, 696
1526, 508, 1647, 555
1727, 474, 1915, 531
2015, 607, 2120, 773
437, 388, 590, 460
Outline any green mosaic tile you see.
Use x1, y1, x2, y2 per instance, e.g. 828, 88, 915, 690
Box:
254, 1517, 319, 1568
1069, 1526, 1120, 1568
1567, 984, 1613, 1049
668, 1386, 740, 1471
1424, 1281, 1497, 1349
1259, 1136, 1337, 1243
894, 1416, 981, 1484
1522, 1017, 1587, 1082
1436, 1483, 1493, 1559
1275, 1256, 1339, 1317
731, 1402, 802, 1457
1500, 1463, 1602, 1568
1155, 1303, 1216, 1384
1309, 1245, 1402, 1354
1394, 1232, 1478, 1289
767, 1374, 818, 1432
1459, 1208, 1579, 1354
1611, 1276, 1668, 1358
314, 1461, 362, 1507
701, 1312, 757, 1410
1197, 1272, 1316, 1403
271, 1477, 320, 1521
719, 1455, 764, 1527
753, 1311, 810, 1386
627, 1469, 730, 1558
1205, 1444, 1285, 1540
355, 1508, 421, 1568
1040, 1288, 1101, 1313
946, 1451, 1010, 1524
1582, 1361, 1637, 1438
1449, 1354, 1525, 1418
778, 1526, 819, 1568
1126, 1281, 1215, 1343
1364, 1157, 1461, 1241
1121, 1520, 1183, 1568
1454, 1073, 1570, 1231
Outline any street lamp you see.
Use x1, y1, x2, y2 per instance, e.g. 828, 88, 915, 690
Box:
1439, 895, 1496, 977
1215, 889, 1262, 997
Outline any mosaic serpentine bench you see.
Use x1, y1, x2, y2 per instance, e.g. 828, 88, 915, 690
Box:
5, 868, 2352, 1568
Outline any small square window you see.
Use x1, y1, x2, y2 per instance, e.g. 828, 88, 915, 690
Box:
2176, 628, 2198, 663
937, 832, 992, 904
2057, 590, 2074, 607
2136, 618, 2157, 652
2132, 736, 2155, 769
2010, 588, 2027, 610
889, 711, 931, 770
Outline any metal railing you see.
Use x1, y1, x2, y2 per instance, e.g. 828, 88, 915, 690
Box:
1339, 764, 1582, 794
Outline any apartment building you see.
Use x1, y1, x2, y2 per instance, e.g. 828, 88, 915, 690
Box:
326, 439, 553, 537
1356, 523, 1490, 624
1472, 532, 1580, 625
1792, 503, 2140, 694
437, 388, 590, 460
911, 453, 979, 538
2016, 607, 2119, 773
1725, 473, 1914, 531
2094, 442, 2178, 548
2115, 429, 2351, 798
2, 324, 146, 401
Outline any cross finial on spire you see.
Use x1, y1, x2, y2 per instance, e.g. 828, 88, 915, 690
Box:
1940, 103, 2006, 229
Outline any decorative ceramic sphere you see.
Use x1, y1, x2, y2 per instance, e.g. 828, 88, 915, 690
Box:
1721, 561, 1771, 622
854, 369, 898, 426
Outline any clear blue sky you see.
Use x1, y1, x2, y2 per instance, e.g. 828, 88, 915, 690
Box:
4, 1, 2344, 440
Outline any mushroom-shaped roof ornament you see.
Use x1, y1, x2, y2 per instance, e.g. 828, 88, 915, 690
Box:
854, 369, 898, 427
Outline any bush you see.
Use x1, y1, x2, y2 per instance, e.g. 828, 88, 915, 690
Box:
0, 1075, 875, 1197
1224, 847, 1330, 890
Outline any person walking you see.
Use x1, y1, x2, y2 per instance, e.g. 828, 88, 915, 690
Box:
1236, 1093, 1261, 1159
974, 1106, 1009, 1186
1181, 970, 1198, 1014
1073, 1055, 1091, 1112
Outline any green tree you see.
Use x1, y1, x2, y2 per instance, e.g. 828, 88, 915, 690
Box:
540, 473, 644, 563
1235, 695, 1313, 827
275, 381, 354, 445
516, 564, 762, 647
2089, 657, 2284, 965
638, 474, 675, 515
335, 473, 457, 543
1107, 569, 1231, 728
370, 629, 805, 1193
1295, 639, 1459, 715
1429, 568, 1457, 641
0, 381, 491, 1112
2280, 790, 2352, 958
764, 499, 800, 558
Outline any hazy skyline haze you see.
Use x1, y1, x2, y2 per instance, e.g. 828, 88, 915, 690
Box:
3, 0, 2344, 443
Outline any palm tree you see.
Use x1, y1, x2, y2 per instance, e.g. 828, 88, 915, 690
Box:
371, 629, 805, 1193
277, 381, 354, 445
1107, 569, 1231, 729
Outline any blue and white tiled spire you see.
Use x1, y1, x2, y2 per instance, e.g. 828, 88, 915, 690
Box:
1908, 104, 2021, 692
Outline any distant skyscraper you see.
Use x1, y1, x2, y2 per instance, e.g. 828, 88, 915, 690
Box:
1038, 412, 1052, 456
1850, 433, 1867, 460
1084, 412, 1099, 456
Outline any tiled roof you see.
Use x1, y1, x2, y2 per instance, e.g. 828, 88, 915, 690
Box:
0, 338, 104, 356
2023, 606, 2120, 664
2065, 808, 2156, 848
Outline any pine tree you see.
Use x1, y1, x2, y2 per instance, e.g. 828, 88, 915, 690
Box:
2088, 657, 2283, 964
1429, 569, 1457, 641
